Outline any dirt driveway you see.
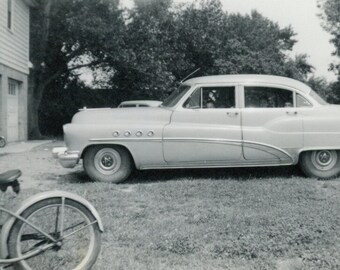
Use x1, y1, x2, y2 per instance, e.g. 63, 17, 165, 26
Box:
0, 141, 84, 190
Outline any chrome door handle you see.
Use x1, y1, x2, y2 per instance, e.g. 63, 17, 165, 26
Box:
286, 111, 298, 115
226, 112, 239, 117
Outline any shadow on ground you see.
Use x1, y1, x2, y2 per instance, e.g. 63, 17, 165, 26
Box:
56, 165, 304, 185
127, 165, 303, 184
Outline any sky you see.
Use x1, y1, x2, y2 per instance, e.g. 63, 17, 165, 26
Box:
176, 0, 338, 81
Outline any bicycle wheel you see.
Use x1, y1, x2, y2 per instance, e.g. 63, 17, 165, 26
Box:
7, 198, 101, 270
0, 136, 6, 148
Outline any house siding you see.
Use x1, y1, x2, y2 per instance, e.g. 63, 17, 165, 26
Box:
0, 0, 30, 75
0, 0, 32, 142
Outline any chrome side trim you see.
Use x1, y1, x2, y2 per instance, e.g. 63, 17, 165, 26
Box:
243, 140, 294, 161
164, 137, 242, 146
87, 137, 294, 162
89, 138, 162, 142
140, 161, 294, 170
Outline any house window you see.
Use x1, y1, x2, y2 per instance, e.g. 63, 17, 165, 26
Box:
8, 81, 17, 96
7, 0, 12, 29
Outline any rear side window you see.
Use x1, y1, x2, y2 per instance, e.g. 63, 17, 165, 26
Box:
245, 86, 293, 108
297, 94, 312, 107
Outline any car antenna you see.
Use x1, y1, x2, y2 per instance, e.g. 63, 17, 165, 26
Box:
180, 68, 201, 83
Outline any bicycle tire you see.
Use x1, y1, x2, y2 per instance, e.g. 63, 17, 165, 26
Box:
7, 198, 101, 270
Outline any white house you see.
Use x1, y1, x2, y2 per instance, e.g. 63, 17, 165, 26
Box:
0, 0, 35, 142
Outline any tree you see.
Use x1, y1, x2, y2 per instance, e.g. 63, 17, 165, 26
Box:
307, 76, 336, 103
318, 0, 340, 74
318, 0, 340, 102
29, 0, 125, 138
30, 0, 314, 136
169, 2, 312, 80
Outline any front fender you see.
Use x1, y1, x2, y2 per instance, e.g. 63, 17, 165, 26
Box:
0, 190, 104, 259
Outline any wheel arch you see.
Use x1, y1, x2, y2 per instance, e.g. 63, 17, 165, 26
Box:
0, 191, 104, 259
81, 144, 137, 169
297, 147, 340, 159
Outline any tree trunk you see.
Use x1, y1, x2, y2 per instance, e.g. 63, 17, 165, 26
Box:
28, 0, 53, 139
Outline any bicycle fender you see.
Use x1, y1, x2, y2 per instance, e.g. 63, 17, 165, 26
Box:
0, 190, 104, 259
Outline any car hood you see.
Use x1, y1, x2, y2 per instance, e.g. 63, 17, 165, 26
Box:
71, 107, 173, 124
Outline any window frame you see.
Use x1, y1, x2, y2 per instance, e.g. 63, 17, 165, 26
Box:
240, 83, 315, 109
8, 79, 17, 96
296, 93, 313, 108
181, 83, 240, 110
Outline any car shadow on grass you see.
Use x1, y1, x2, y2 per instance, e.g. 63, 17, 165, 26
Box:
58, 171, 94, 184
126, 165, 304, 184
56, 165, 304, 185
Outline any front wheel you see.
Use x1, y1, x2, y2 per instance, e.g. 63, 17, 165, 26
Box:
299, 150, 340, 179
83, 145, 133, 183
7, 198, 102, 270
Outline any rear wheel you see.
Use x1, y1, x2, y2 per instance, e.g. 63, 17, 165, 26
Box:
83, 145, 133, 183
300, 150, 340, 179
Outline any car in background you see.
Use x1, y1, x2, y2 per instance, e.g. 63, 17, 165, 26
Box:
118, 100, 162, 108
53, 74, 340, 183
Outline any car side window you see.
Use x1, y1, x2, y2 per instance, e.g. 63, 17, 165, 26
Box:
184, 86, 235, 109
183, 87, 201, 109
297, 94, 312, 107
244, 86, 293, 108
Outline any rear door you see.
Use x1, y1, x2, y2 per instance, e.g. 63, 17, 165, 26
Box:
240, 84, 303, 162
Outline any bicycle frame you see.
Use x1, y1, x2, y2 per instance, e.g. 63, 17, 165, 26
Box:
0, 190, 104, 266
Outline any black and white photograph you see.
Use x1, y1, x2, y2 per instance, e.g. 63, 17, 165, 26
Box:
0, 0, 339, 269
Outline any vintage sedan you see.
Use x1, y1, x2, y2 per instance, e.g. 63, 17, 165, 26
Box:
53, 75, 340, 183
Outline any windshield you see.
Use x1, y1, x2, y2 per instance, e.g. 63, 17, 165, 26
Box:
310, 89, 328, 105
162, 85, 191, 107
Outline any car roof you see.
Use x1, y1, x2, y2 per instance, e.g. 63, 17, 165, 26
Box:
184, 75, 312, 94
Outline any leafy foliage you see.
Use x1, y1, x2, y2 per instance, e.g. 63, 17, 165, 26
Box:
29, 0, 126, 137
318, 0, 340, 101
31, 0, 316, 136
318, 0, 340, 63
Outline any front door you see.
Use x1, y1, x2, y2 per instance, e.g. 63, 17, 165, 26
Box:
163, 85, 243, 164
241, 85, 303, 163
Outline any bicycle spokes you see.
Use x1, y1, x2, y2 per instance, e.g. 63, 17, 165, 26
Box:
14, 202, 97, 270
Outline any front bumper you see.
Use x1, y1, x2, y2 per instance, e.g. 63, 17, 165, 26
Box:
52, 147, 80, 168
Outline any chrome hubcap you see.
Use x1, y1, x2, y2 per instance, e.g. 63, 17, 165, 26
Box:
311, 150, 337, 171
101, 155, 114, 167
94, 148, 121, 175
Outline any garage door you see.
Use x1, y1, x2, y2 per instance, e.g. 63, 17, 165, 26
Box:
7, 79, 19, 142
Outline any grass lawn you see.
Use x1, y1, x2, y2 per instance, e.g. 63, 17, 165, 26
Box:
2, 166, 340, 269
